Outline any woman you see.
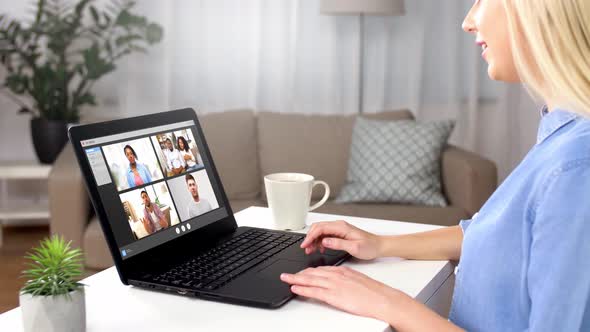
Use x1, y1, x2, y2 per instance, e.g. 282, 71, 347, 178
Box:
177, 136, 200, 172
124, 145, 152, 188
281, 0, 590, 330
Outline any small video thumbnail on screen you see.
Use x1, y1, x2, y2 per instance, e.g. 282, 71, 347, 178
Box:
151, 128, 204, 178
167, 169, 219, 222
119, 182, 181, 240
102, 137, 164, 192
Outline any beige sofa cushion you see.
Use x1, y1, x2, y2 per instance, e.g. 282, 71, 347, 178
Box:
199, 109, 261, 200
257, 110, 414, 199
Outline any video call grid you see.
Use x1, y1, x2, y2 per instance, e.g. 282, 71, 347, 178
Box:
95, 126, 219, 243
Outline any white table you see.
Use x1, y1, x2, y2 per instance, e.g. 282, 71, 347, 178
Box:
0, 206, 454, 332
0, 162, 52, 247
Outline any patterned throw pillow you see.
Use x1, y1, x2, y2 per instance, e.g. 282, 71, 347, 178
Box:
336, 117, 455, 206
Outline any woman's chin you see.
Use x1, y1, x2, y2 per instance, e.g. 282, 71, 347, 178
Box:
486, 62, 522, 83
487, 63, 501, 81
487, 65, 510, 82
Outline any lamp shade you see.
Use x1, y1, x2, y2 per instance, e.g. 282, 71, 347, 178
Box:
320, 0, 405, 16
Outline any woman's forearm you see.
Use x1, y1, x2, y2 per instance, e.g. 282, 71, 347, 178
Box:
377, 225, 463, 261
383, 290, 464, 332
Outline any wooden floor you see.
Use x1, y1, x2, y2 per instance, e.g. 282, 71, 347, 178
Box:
0, 226, 48, 314
0, 226, 100, 314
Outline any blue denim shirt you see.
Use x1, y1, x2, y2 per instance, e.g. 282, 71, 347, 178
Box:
126, 162, 152, 188
449, 108, 590, 331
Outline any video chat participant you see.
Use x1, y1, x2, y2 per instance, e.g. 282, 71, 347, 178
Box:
164, 138, 185, 175
140, 190, 169, 234
177, 136, 200, 172
185, 173, 212, 218
124, 145, 152, 188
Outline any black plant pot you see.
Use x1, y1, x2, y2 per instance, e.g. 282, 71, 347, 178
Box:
31, 118, 70, 164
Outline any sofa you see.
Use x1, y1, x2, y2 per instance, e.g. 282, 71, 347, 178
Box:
49, 109, 497, 270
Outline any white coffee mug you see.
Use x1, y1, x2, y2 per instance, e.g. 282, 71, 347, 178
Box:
264, 173, 330, 230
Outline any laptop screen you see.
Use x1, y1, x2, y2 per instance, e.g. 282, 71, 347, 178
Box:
80, 120, 228, 260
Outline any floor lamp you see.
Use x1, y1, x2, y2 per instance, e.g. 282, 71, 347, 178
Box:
320, 0, 405, 114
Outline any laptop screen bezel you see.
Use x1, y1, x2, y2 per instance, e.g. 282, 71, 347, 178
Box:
68, 108, 238, 284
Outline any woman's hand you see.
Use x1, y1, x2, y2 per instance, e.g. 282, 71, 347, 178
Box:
301, 220, 382, 260
280, 266, 400, 321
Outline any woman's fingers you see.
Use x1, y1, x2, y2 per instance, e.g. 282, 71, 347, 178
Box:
301, 222, 320, 249
314, 266, 365, 281
280, 271, 332, 289
280, 268, 346, 304
299, 266, 344, 279
281, 266, 386, 319
321, 237, 358, 254
281, 266, 348, 286
301, 220, 350, 249
289, 285, 331, 303
306, 238, 320, 254
306, 237, 325, 254
301, 266, 368, 285
309, 265, 345, 273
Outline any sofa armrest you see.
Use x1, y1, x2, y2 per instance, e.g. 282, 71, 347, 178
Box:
441, 145, 497, 216
49, 143, 91, 249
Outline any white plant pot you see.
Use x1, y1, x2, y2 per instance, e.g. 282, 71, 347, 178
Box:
19, 288, 86, 332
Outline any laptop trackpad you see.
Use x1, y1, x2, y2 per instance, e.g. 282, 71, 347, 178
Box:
257, 259, 307, 281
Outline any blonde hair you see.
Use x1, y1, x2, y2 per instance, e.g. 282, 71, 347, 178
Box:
502, 0, 590, 115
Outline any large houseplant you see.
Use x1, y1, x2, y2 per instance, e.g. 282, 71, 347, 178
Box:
19, 235, 86, 332
0, 0, 163, 163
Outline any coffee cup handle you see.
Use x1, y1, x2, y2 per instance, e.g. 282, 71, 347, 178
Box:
309, 180, 330, 212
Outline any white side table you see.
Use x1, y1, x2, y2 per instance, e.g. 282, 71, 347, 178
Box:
0, 162, 52, 247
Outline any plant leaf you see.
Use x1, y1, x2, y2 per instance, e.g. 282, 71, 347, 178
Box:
21, 235, 84, 296
89, 6, 100, 25
146, 23, 163, 44
115, 33, 142, 47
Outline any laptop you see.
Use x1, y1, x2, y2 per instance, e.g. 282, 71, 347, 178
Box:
68, 108, 349, 308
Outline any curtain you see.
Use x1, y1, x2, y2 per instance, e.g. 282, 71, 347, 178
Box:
111, 0, 502, 117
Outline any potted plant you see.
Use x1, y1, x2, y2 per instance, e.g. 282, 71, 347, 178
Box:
0, 0, 163, 163
19, 235, 86, 332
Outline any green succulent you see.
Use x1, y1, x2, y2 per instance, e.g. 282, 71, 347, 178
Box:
21, 235, 84, 297
0, 0, 164, 122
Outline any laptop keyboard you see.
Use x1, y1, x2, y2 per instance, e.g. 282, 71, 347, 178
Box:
149, 230, 305, 291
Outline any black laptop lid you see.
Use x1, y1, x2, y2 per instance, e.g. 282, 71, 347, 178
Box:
68, 108, 237, 283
